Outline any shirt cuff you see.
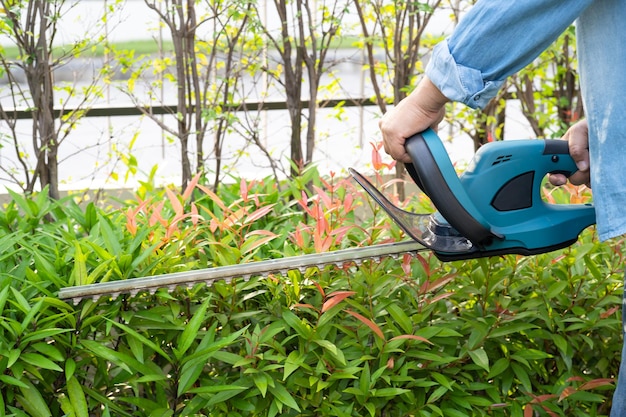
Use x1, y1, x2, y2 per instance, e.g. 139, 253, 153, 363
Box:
425, 40, 504, 110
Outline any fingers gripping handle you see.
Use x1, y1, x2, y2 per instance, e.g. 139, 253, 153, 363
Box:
543, 139, 576, 177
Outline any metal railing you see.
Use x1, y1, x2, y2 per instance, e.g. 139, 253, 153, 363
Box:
6, 98, 379, 120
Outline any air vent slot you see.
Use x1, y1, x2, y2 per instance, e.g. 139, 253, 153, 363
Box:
492, 154, 512, 166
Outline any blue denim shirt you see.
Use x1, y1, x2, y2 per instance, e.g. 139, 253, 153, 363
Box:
426, 0, 593, 109
425, 0, 626, 243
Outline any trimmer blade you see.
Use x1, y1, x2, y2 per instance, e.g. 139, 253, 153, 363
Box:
349, 168, 476, 255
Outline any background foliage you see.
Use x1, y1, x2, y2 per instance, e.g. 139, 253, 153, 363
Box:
0, 151, 620, 416
0, 0, 582, 195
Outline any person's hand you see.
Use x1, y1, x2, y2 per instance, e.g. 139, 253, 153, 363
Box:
548, 120, 591, 188
379, 76, 449, 164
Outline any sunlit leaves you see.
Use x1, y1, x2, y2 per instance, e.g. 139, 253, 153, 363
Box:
0, 148, 621, 415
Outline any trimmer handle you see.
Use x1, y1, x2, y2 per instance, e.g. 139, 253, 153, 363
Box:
404, 129, 499, 246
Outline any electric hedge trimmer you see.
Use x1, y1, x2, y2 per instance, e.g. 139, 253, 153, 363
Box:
59, 129, 596, 304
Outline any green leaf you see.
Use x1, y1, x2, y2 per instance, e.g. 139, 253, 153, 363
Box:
206, 385, 249, 407
488, 323, 539, 339
31, 342, 64, 362
18, 380, 52, 417
67, 376, 89, 417
65, 358, 77, 380
268, 382, 301, 412
177, 326, 247, 396
441, 408, 471, 417
81, 340, 132, 374
0, 374, 28, 388
584, 254, 603, 280
0, 285, 10, 313
431, 372, 454, 390
487, 357, 510, 379
511, 363, 532, 392
359, 361, 371, 396
546, 280, 569, 299
7, 348, 21, 367
467, 322, 489, 350
20, 298, 44, 333
281, 309, 312, 339
10, 287, 31, 315
96, 213, 122, 255
70, 242, 88, 286
211, 351, 244, 365
253, 373, 269, 397
175, 296, 211, 360
468, 348, 489, 372
106, 319, 171, 363
313, 339, 345, 365
427, 385, 449, 404
20, 352, 63, 372
283, 350, 302, 381
385, 302, 413, 334
513, 349, 552, 360
189, 385, 250, 394
22, 328, 70, 345
372, 387, 411, 397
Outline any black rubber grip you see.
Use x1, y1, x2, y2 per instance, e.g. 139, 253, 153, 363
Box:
405, 133, 497, 246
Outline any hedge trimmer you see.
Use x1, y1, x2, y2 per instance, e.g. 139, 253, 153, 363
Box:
59, 129, 596, 304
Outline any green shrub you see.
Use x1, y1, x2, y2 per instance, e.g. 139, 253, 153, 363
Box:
0, 165, 621, 416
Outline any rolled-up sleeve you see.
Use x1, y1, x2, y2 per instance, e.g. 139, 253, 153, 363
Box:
426, 0, 595, 109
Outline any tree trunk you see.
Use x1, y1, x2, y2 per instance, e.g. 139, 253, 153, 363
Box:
171, 2, 192, 189
25, 1, 60, 199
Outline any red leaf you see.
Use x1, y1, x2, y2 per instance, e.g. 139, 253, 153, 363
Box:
293, 303, 319, 313
579, 378, 615, 391
523, 404, 533, 417
389, 334, 433, 345
313, 281, 325, 299
190, 203, 199, 226
240, 178, 249, 202
426, 292, 454, 304
182, 172, 201, 201
242, 230, 279, 255
297, 190, 313, 216
322, 291, 356, 313
420, 274, 457, 294
291, 226, 307, 250
149, 201, 166, 227
401, 253, 412, 276
244, 204, 275, 225
415, 253, 430, 275
559, 386, 576, 402
125, 207, 138, 235
346, 310, 384, 340
371, 142, 384, 171
196, 183, 228, 212
313, 185, 334, 210
166, 187, 184, 217
530, 394, 556, 404
601, 306, 620, 319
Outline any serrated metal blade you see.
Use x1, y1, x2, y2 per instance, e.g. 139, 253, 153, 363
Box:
349, 168, 475, 254
58, 240, 426, 304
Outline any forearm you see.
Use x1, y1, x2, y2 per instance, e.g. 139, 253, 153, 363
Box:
428, 0, 594, 108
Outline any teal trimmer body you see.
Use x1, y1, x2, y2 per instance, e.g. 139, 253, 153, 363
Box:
350, 129, 596, 261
